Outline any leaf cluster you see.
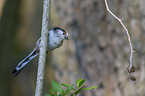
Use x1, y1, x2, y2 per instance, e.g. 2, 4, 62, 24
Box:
45, 79, 98, 96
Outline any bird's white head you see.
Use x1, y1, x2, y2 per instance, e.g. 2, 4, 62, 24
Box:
52, 27, 69, 41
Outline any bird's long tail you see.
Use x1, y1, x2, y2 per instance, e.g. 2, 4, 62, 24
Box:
12, 48, 39, 76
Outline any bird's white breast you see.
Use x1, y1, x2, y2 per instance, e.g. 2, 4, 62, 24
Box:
47, 31, 63, 51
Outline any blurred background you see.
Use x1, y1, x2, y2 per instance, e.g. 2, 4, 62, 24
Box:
0, 0, 145, 96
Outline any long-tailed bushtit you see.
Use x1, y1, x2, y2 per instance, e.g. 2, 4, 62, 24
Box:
12, 27, 68, 76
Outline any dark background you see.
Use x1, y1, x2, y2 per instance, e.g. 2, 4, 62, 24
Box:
0, 0, 145, 96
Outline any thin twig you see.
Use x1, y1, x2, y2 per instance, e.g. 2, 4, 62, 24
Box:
35, 0, 51, 96
104, 0, 134, 70
70, 83, 86, 96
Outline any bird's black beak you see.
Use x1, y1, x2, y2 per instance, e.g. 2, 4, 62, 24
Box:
65, 36, 69, 40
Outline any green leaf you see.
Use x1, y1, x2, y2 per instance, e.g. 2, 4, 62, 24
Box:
51, 93, 57, 96
61, 83, 70, 88
76, 79, 82, 88
61, 83, 75, 90
58, 94, 63, 96
69, 93, 73, 95
51, 81, 63, 94
77, 79, 86, 88
74, 88, 83, 95
82, 86, 98, 90
45, 94, 51, 96
64, 84, 74, 95
49, 89, 54, 94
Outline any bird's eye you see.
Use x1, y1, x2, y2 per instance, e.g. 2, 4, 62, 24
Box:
63, 32, 66, 35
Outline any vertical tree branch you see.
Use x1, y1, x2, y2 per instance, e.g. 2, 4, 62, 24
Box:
35, 0, 51, 96
104, 0, 134, 70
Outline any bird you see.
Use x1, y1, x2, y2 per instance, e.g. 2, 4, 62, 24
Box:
12, 27, 69, 76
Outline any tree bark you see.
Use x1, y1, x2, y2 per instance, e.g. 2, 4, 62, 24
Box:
51, 0, 145, 96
